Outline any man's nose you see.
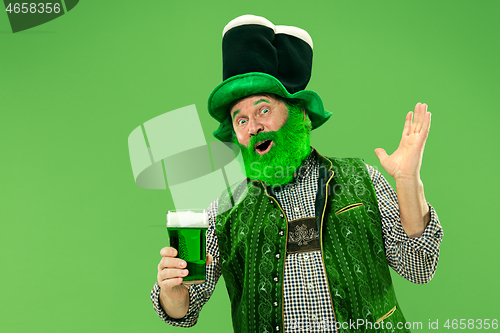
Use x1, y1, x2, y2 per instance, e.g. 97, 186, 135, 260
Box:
248, 119, 264, 136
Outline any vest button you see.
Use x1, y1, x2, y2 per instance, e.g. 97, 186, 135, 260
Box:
275, 253, 281, 259
275, 325, 280, 331
273, 276, 279, 282
279, 214, 284, 218
278, 230, 284, 236
270, 200, 273, 204
273, 301, 279, 307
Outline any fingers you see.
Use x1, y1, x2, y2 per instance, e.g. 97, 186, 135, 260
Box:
402, 111, 412, 137
160, 247, 178, 258
157, 270, 188, 290
157, 247, 212, 291
158, 255, 187, 271
424, 110, 431, 136
410, 104, 417, 134
157, 247, 190, 289
158, 266, 189, 283
414, 103, 427, 134
158, 246, 189, 283
408, 102, 430, 136
410, 103, 420, 133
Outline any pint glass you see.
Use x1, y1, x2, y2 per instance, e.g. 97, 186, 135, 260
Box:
166, 209, 208, 284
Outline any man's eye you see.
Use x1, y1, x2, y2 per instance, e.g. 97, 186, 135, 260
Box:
238, 119, 247, 125
261, 108, 270, 114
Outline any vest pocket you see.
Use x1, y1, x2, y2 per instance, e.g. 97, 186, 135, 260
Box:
334, 203, 364, 215
376, 305, 397, 322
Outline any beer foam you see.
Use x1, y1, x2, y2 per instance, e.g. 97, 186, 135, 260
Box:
167, 210, 208, 228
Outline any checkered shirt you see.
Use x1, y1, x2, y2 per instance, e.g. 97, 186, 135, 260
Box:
151, 151, 444, 332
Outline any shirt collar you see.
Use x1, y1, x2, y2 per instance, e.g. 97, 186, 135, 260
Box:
293, 148, 316, 184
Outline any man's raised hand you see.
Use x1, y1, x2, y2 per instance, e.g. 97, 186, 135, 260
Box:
374, 103, 431, 181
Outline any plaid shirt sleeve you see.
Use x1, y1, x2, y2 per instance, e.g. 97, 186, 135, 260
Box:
366, 164, 444, 284
150, 199, 222, 326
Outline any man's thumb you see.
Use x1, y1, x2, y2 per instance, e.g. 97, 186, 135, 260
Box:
374, 148, 388, 162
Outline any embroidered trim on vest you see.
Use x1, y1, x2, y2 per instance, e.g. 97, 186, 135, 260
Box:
377, 305, 397, 322
335, 202, 364, 215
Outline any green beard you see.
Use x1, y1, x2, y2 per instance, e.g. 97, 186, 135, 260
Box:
232, 104, 312, 186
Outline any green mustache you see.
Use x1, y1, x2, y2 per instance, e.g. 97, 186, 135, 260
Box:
247, 131, 279, 153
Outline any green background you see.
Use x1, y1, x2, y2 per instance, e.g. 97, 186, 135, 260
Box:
1, 0, 499, 332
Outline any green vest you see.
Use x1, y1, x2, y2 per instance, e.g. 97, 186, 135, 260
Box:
215, 151, 410, 332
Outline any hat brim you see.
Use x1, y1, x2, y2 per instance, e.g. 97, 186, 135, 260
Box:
208, 72, 332, 142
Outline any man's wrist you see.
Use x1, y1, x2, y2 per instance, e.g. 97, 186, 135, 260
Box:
394, 173, 422, 185
159, 288, 190, 319
394, 174, 430, 238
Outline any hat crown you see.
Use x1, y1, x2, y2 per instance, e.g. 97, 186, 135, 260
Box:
222, 15, 313, 94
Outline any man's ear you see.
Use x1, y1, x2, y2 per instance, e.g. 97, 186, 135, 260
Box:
302, 107, 306, 121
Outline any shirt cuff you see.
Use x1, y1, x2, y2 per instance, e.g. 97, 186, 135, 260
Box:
391, 203, 444, 255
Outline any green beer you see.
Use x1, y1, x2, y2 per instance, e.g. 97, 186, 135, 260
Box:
167, 210, 208, 285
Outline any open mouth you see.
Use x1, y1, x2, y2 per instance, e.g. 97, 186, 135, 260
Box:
254, 139, 273, 155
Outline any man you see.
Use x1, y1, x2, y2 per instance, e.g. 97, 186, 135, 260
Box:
152, 15, 443, 332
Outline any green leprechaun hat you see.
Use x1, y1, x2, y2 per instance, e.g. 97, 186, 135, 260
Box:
208, 14, 332, 142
